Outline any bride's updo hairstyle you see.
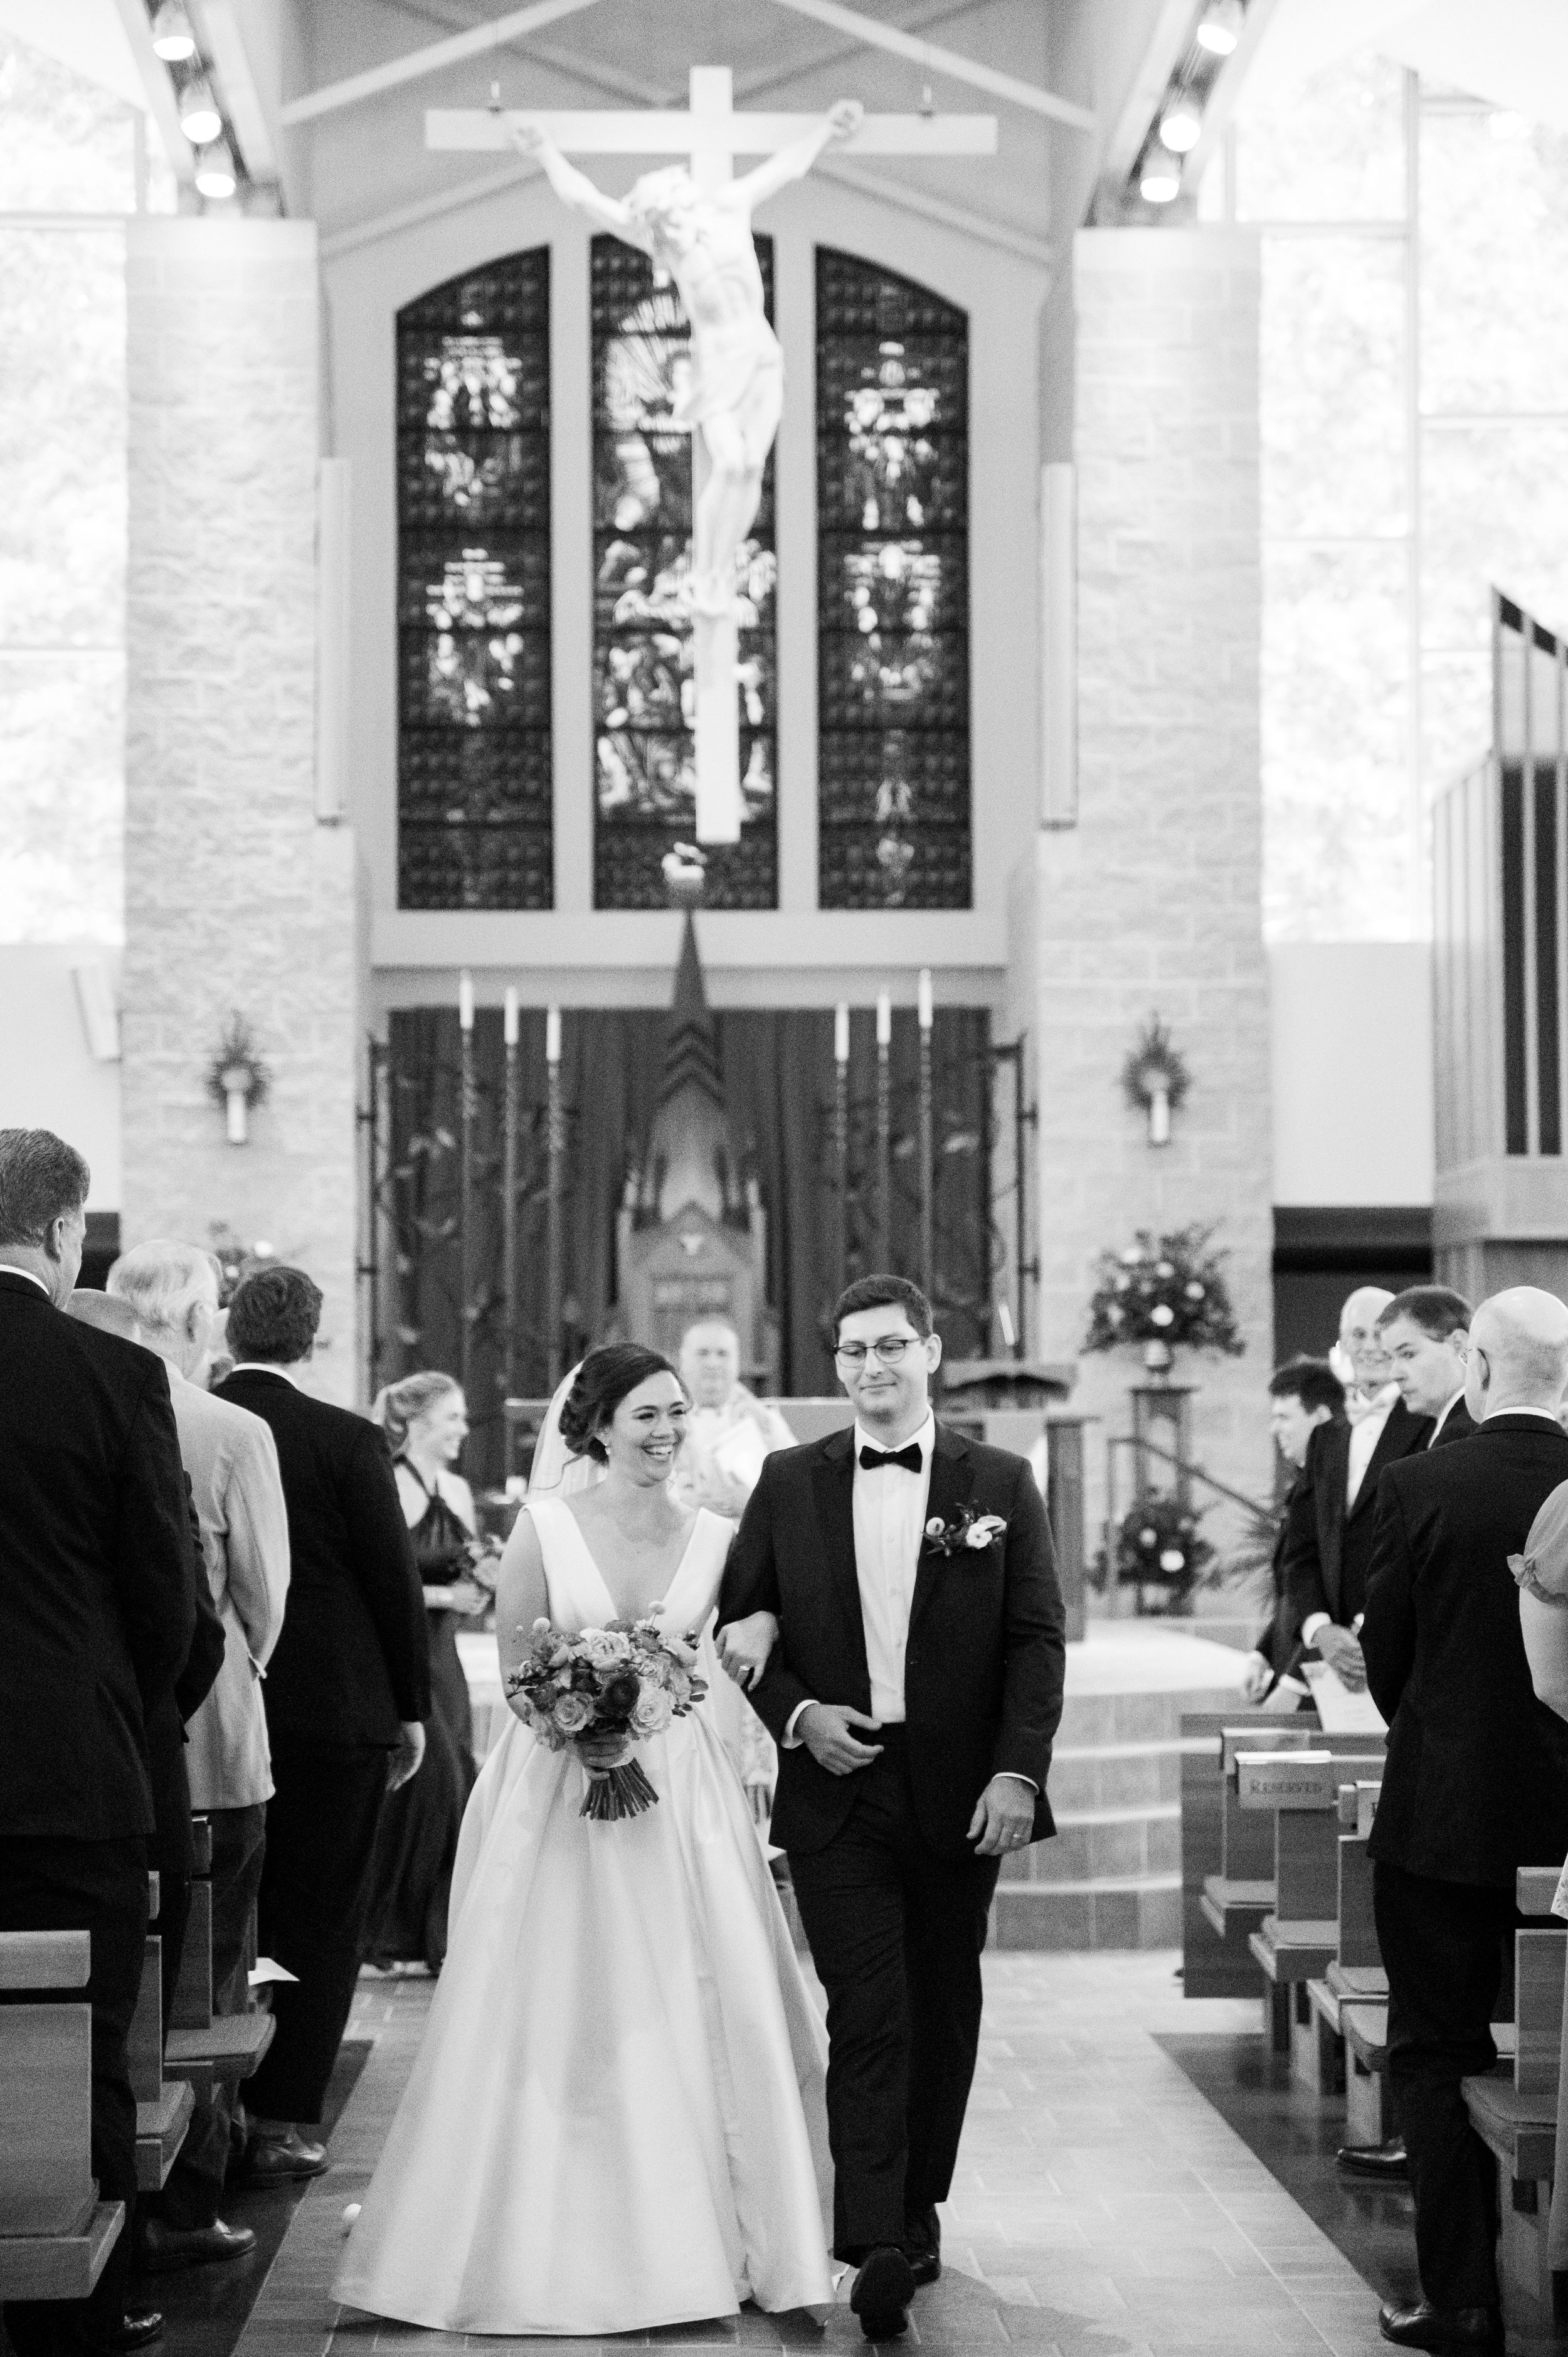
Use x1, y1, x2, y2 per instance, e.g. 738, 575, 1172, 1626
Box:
559, 1344, 684, 1464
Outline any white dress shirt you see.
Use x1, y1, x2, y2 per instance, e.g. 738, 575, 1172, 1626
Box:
1428, 1390, 1466, 1445
0, 1264, 50, 1295
1345, 1383, 1399, 1508
849, 1410, 936, 1726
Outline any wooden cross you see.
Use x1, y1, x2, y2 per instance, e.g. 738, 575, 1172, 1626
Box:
429, 68, 995, 845
428, 63, 997, 186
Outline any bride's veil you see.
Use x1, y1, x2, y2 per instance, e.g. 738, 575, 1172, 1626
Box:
527, 1361, 604, 1497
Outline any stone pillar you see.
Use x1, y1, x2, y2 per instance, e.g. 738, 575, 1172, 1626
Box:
1025, 227, 1272, 1548
122, 219, 361, 1403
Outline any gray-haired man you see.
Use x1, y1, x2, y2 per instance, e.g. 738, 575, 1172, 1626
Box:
108, 1240, 291, 2275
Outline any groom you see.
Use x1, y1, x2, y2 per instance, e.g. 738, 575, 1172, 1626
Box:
718, 1275, 1066, 2339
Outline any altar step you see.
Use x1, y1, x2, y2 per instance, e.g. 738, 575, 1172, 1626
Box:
991, 1682, 1237, 1952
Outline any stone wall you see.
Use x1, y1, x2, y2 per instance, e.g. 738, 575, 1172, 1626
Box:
122, 218, 361, 1403
1024, 226, 1273, 1558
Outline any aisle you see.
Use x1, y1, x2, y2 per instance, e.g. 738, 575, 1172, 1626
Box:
232, 1955, 1398, 2357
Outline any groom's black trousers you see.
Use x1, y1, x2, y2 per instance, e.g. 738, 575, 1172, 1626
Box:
788, 1727, 1000, 2258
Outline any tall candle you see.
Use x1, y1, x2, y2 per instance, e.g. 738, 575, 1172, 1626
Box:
876, 991, 891, 1048
545, 1005, 562, 1065
834, 1002, 850, 1065
503, 986, 519, 1047
458, 971, 474, 1032
918, 968, 933, 1031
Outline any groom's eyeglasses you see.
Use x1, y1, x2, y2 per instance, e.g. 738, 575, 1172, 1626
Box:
834, 1338, 917, 1368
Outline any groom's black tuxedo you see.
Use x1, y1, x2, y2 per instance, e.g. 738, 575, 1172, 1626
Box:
719, 1418, 1066, 2260
723, 1422, 1066, 1856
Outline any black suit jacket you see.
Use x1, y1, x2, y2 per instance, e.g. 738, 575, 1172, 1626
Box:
1284, 1398, 1433, 1634
0, 1270, 197, 1839
1363, 1413, 1568, 1888
718, 1422, 1067, 1858
217, 1370, 430, 1748
1428, 1398, 1478, 1448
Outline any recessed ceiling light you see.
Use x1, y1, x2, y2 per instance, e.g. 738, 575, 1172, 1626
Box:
1160, 100, 1202, 153
1140, 147, 1182, 203
1195, 1, 1244, 58
195, 136, 237, 201
150, 1, 196, 63
177, 73, 223, 146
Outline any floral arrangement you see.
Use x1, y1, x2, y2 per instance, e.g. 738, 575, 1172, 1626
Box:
1083, 1225, 1244, 1368
504, 1616, 707, 1821
924, 1505, 1008, 1558
1112, 1498, 1214, 1611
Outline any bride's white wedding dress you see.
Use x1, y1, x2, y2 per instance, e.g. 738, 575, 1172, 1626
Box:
334, 1498, 833, 2336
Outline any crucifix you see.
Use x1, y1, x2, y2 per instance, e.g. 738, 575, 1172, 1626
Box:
429, 68, 995, 844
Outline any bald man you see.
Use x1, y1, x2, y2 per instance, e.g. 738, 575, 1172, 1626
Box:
1362, 1287, 1568, 2353
1281, 1285, 1434, 1695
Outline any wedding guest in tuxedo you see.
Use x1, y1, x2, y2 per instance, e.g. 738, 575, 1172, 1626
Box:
1377, 1287, 1476, 1449
358, 1373, 484, 1976
1283, 1285, 1433, 1696
1362, 1287, 1568, 2354
216, 1267, 430, 2184
107, 1241, 291, 2273
717, 1275, 1066, 2339
0, 1130, 196, 2357
1239, 1356, 1345, 1704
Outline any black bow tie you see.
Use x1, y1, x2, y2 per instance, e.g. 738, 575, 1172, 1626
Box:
859, 1442, 923, 1474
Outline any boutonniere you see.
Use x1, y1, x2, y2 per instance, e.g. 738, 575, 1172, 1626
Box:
924, 1504, 1008, 1558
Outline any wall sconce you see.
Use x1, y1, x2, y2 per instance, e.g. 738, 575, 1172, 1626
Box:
207, 1014, 270, 1146
1121, 1013, 1190, 1148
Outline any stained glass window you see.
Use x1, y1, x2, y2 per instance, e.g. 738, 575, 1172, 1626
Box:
817, 250, 970, 910
396, 252, 551, 909
591, 233, 776, 909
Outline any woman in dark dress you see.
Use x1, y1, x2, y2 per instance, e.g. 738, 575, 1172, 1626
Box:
359, 1373, 485, 1971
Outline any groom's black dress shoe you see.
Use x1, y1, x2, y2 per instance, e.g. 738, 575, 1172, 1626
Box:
1377, 2301, 1502, 2352
903, 2205, 941, 2287
849, 2246, 914, 2339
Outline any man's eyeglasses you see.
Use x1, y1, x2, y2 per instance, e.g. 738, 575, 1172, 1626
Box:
834, 1337, 918, 1368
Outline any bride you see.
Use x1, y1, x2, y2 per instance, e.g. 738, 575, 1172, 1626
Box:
334, 1343, 832, 2336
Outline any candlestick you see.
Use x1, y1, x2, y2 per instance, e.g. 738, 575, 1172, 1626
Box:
875, 999, 892, 1267
501, 993, 520, 1466
834, 1001, 850, 1066
918, 990, 934, 1300
458, 995, 476, 1402
545, 1005, 561, 1065
546, 1053, 565, 1386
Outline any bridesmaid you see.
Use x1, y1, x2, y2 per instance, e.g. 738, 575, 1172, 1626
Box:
359, 1373, 486, 1972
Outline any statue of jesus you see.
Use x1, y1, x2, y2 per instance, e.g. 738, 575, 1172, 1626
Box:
514, 100, 863, 618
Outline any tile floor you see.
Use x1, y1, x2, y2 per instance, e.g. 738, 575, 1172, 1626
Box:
228, 1954, 1438, 2357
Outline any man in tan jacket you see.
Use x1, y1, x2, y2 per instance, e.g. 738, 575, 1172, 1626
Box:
109, 1240, 290, 2275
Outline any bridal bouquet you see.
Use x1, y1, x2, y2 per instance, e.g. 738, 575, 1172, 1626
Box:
505, 1617, 707, 1821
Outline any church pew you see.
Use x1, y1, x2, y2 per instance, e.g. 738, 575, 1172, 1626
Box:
1303, 1787, 1384, 2098
162, 1817, 274, 2104
1234, 1747, 1386, 2056
130, 1865, 194, 2192
1463, 1890, 1568, 2326
0, 1930, 125, 2302
1188, 1717, 1320, 2001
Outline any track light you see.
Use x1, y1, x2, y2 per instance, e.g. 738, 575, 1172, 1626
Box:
1160, 98, 1202, 153
1195, 0, 1244, 56
195, 136, 237, 200
177, 73, 223, 146
1139, 146, 1182, 204
150, 0, 196, 62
